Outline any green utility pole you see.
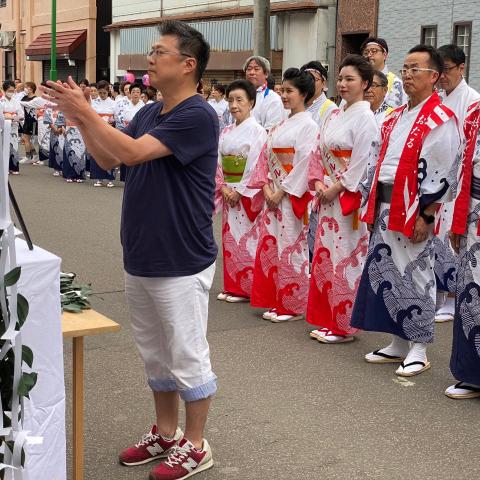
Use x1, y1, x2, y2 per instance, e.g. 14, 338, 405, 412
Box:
50, 0, 57, 81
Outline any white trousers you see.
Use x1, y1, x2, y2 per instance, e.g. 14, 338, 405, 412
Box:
125, 262, 217, 402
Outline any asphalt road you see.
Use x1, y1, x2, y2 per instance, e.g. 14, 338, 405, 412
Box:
9, 164, 480, 480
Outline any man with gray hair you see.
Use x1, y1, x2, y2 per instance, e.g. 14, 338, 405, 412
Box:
244, 55, 284, 130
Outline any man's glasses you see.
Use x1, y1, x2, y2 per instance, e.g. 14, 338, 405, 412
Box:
399, 67, 438, 77
147, 49, 192, 59
443, 64, 461, 73
362, 48, 384, 57
369, 82, 387, 89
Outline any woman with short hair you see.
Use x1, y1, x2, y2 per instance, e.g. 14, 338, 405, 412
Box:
216, 79, 267, 303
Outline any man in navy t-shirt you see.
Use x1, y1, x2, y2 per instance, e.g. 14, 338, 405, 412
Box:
43, 20, 219, 480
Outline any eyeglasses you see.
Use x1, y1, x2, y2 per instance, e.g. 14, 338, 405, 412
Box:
443, 64, 461, 73
369, 82, 387, 89
147, 49, 192, 59
362, 48, 384, 57
399, 67, 438, 77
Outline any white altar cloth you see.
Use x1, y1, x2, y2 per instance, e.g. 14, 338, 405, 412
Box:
15, 238, 66, 480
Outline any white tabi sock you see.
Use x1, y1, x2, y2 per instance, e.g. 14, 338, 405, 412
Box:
378, 335, 410, 357
437, 295, 455, 315
404, 342, 428, 366
435, 291, 447, 311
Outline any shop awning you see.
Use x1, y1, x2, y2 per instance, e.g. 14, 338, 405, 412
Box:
26, 29, 87, 60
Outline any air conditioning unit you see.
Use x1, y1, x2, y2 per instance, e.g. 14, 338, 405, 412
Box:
0, 31, 15, 49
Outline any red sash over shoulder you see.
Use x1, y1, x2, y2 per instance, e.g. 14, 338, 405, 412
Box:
363, 92, 455, 237
451, 100, 480, 235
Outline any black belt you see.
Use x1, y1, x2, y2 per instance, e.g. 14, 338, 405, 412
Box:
377, 182, 393, 204
472, 176, 480, 200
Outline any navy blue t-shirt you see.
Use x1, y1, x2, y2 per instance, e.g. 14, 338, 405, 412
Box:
121, 95, 219, 277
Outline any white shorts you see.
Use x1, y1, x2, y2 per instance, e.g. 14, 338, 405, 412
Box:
124, 262, 217, 402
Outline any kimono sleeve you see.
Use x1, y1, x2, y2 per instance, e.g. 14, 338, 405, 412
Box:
237, 125, 268, 197
282, 120, 319, 197
339, 113, 379, 193
248, 140, 270, 189
263, 93, 285, 131
148, 105, 218, 166
419, 117, 461, 207
307, 137, 324, 191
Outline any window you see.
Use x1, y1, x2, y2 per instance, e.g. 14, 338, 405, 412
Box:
454, 22, 472, 81
0, 0, 7, 7
421, 25, 437, 47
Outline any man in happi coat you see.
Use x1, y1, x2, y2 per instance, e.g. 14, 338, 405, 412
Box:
361, 37, 407, 109
440, 49, 480, 399
433, 45, 480, 323
351, 45, 461, 377
243, 55, 285, 131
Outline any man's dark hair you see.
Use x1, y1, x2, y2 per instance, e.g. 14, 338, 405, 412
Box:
360, 37, 389, 54
266, 75, 275, 90
97, 80, 110, 91
25, 81, 37, 93
3, 80, 15, 91
437, 44, 466, 66
339, 54, 374, 90
408, 44, 444, 74
145, 86, 157, 100
79, 79, 90, 86
282, 67, 316, 104
89, 83, 97, 89
159, 20, 210, 83
373, 70, 388, 87
212, 83, 226, 95
301, 60, 328, 81
226, 79, 257, 108
113, 82, 121, 94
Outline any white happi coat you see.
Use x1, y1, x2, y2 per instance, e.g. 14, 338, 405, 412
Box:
92, 97, 116, 121
307, 101, 379, 335
435, 79, 480, 292
215, 116, 268, 297
252, 85, 285, 130
124, 100, 145, 126
382, 65, 407, 108
250, 111, 318, 314
307, 93, 338, 129
1, 97, 24, 167
354, 95, 460, 343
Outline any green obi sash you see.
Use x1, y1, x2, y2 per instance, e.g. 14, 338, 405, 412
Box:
222, 155, 247, 183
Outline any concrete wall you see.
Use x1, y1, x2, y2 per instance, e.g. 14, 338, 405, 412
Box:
378, 0, 480, 90
0, 0, 96, 83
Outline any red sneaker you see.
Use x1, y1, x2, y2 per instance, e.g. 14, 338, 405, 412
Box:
149, 438, 214, 480
119, 425, 183, 466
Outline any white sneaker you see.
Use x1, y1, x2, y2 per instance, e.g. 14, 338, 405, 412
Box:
106, 181, 115, 188
262, 309, 276, 320
93, 181, 103, 187
217, 292, 229, 301
19, 157, 33, 164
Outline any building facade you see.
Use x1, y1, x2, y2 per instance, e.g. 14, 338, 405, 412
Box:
107, 0, 338, 93
0, 0, 111, 84
335, 0, 378, 69
378, 0, 480, 90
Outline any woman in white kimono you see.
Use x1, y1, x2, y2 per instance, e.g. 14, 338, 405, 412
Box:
45, 108, 65, 176
215, 80, 268, 303
307, 55, 379, 343
249, 68, 319, 322
1, 80, 24, 175
89, 80, 116, 187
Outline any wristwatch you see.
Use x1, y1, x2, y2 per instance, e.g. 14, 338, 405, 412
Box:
419, 210, 435, 224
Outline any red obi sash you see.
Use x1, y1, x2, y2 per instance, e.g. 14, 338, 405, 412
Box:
363, 92, 455, 237
451, 100, 480, 235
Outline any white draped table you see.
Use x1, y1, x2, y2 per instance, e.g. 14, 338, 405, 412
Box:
15, 238, 66, 480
